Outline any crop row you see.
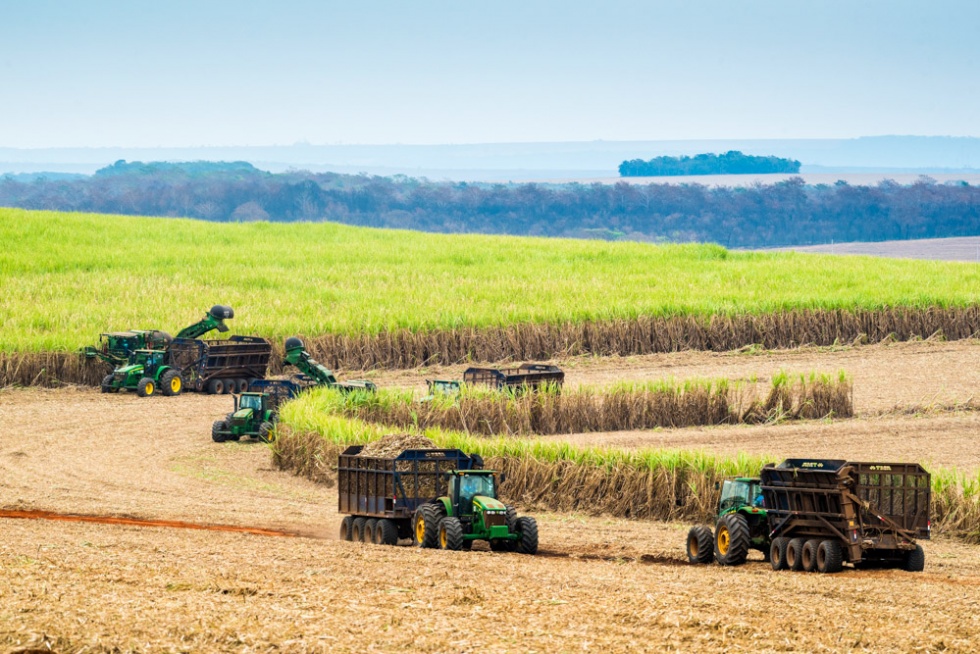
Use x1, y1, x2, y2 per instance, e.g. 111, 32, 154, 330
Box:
314, 372, 852, 436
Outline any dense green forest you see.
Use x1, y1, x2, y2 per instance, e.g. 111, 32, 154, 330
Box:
1, 160, 977, 247
619, 151, 801, 176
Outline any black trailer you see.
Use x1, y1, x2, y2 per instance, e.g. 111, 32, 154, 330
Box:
337, 447, 479, 545
168, 335, 272, 394
762, 459, 930, 573
463, 363, 564, 392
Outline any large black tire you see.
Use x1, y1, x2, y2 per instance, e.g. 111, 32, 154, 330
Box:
136, 377, 155, 398
222, 379, 235, 395
770, 537, 790, 571
351, 517, 367, 543
413, 504, 441, 549
904, 544, 925, 572
339, 516, 354, 541
816, 540, 844, 573
687, 525, 714, 564
505, 505, 518, 532
160, 370, 182, 396
258, 422, 274, 443
207, 378, 224, 395
375, 518, 398, 546
439, 517, 464, 551
515, 516, 538, 555
714, 514, 750, 566
235, 378, 249, 393
363, 519, 377, 544
801, 539, 821, 572
786, 537, 807, 571
211, 420, 228, 443
101, 374, 114, 393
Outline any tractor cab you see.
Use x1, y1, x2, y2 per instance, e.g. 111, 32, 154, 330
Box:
421, 379, 462, 402
719, 478, 764, 513
132, 349, 166, 372
237, 392, 265, 413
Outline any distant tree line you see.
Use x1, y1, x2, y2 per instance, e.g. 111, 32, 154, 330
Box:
2, 160, 978, 248
619, 151, 801, 177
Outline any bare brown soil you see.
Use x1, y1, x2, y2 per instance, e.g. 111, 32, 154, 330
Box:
3, 340, 980, 652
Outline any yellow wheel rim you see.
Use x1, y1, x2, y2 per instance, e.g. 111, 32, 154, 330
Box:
171, 377, 181, 392
717, 526, 730, 555
145, 382, 154, 395
440, 527, 447, 548
415, 515, 425, 542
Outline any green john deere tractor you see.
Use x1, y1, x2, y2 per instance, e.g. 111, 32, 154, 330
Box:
211, 393, 278, 443
413, 469, 538, 554
101, 349, 183, 397
211, 380, 301, 443
686, 477, 769, 565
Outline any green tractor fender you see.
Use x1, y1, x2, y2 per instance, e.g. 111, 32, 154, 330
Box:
436, 496, 453, 518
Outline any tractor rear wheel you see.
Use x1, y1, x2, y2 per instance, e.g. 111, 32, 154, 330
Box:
903, 544, 925, 572
439, 517, 464, 551
351, 517, 367, 543
515, 517, 538, 555
802, 539, 820, 572
786, 538, 807, 571
375, 519, 398, 546
136, 377, 155, 397
714, 514, 750, 566
413, 504, 441, 549
816, 540, 844, 573
161, 370, 182, 396
207, 379, 224, 395
770, 537, 790, 571
339, 516, 354, 541
363, 519, 377, 543
211, 420, 227, 443
258, 422, 274, 443
686, 525, 714, 564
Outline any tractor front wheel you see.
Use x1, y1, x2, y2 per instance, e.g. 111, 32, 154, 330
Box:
161, 370, 182, 396
212, 420, 227, 443
515, 516, 538, 555
136, 377, 155, 398
413, 504, 441, 549
101, 374, 114, 393
714, 514, 750, 566
438, 517, 464, 551
687, 525, 714, 564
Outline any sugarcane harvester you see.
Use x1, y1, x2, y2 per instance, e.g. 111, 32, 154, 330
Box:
82, 305, 235, 367
282, 337, 377, 392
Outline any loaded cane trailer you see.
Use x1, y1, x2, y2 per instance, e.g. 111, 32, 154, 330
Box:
168, 335, 272, 394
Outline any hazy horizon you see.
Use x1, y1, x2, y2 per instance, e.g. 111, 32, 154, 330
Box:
2, 1, 978, 149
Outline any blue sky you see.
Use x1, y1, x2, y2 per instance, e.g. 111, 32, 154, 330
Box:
1, 1, 977, 147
